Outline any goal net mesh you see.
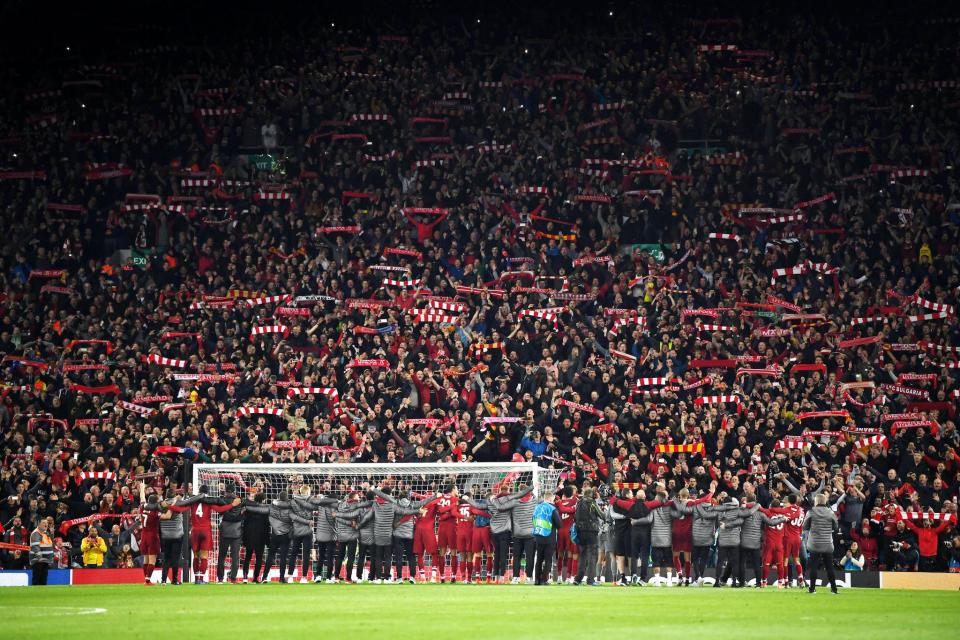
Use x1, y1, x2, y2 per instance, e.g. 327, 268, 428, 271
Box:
194, 462, 564, 582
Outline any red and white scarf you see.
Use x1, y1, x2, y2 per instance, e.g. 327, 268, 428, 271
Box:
249, 325, 290, 341
79, 471, 117, 482
236, 406, 285, 418
144, 354, 188, 368
854, 435, 888, 450
117, 400, 155, 416
880, 383, 929, 400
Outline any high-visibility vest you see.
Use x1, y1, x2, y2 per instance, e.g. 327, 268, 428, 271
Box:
532, 502, 557, 537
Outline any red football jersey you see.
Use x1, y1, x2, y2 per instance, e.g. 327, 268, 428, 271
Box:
140, 506, 161, 536
189, 501, 214, 531
437, 494, 459, 524
415, 498, 442, 529
764, 517, 786, 546
780, 504, 805, 538
556, 498, 577, 531
455, 502, 473, 530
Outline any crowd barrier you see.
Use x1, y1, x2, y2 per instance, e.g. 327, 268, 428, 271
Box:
1, 568, 957, 589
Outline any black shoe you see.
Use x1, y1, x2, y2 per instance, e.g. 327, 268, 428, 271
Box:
713, 582, 722, 588
830, 588, 838, 595
808, 588, 816, 594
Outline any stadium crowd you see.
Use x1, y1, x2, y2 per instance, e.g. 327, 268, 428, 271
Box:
1, 2, 959, 585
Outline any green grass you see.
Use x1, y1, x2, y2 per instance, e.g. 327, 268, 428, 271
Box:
0, 584, 957, 640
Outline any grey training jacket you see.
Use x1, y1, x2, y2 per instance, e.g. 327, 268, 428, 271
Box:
740, 506, 784, 550
358, 508, 375, 545
691, 503, 720, 547
289, 498, 315, 539
716, 505, 747, 547
294, 496, 339, 542
370, 489, 421, 546
160, 494, 202, 540
246, 499, 292, 536
498, 493, 537, 539
333, 500, 370, 542
482, 485, 533, 536
802, 506, 838, 554
392, 496, 432, 540
649, 505, 676, 548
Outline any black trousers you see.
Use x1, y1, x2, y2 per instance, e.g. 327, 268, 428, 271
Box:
334, 540, 358, 579
692, 545, 711, 581
355, 543, 371, 580
161, 537, 183, 583
512, 536, 535, 577
265, 533, 290, 581
807, 551, 838, 591
314, 539, 336, 578
739, 547, 762, 586
217, 536, 242, 582
392, 537, 416, 579
31, 562, 48, 586
493, 532, 512, 577
373, 544, 392, 580
242, 539, 266, 582
630, 528, 651, 580
717, 545, 741, 585
534, 542, 555, 584
575, 534, 599, 584
286, 535, 313, 579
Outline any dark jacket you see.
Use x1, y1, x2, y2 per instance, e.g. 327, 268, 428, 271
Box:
219, 499, 245, 540
574, 497, 604, 542
243, 501, 270, 545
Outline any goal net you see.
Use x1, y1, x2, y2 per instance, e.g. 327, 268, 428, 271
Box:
193, 462, 564, 582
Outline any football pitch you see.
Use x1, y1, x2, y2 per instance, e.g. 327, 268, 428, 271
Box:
1, 584, 957, 639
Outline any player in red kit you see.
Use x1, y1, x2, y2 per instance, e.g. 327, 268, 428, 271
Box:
454, 497, 475, 581
469, 503, 494, 584
413, 493, 442, 582
773, 495, 806, 588
435, 485, 460, 582
760, 499, 787, 587
168, 489, 240, 583
555, 485, 578, 584
138, 482, 168, 585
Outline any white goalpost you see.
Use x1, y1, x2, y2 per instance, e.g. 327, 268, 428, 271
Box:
192, 462, 564, 582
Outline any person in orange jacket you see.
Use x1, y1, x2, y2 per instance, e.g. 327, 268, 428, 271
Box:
903, 516, 955, 571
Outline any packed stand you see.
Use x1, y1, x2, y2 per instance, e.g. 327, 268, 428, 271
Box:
1, 2, 959, 580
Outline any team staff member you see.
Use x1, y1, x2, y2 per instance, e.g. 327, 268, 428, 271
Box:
216, 486, 245, 583
573, 487, 604, 586
245, 491, 293, 583
159, 490, 187, 585
241, 492, 270, 583
467, 484, 533, 583
739, 495, 786, 587
29, 519, 54, 585
500, 483, 537, 583
803, 494, 840, 594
